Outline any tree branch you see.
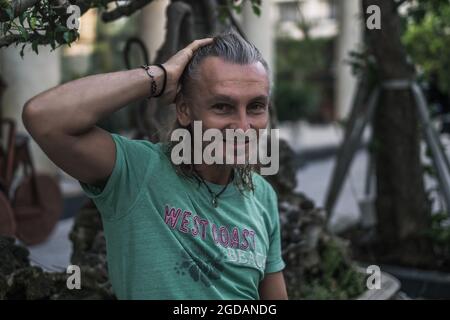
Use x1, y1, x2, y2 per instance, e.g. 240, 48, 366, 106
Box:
0, 0, 40, 22
101, 0, 154, 23
394, 0, 409, 10
225, 5, 247, 41
0, 0, 136, 49
0, 32, 52, 48
71, 0, 113, 16
0, 0, 116, 22
0, 34, 21, 47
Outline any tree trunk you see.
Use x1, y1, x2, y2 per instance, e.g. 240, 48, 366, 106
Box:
362, 0, 433, 267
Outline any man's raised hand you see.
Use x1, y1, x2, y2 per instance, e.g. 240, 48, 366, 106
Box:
158, 38, 213, 103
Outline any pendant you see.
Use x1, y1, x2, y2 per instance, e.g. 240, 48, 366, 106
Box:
212, 196, 218, 208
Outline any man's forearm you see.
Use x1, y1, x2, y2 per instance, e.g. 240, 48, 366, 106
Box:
23, 66, 164, 136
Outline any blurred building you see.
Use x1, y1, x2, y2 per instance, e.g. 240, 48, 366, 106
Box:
274, 0, 362, 121
275, 0, 338, 39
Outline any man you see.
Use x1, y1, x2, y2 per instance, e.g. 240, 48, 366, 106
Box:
23, 31, 287, 300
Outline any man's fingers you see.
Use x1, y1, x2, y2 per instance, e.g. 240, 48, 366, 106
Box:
187, 38, 213, 53
176, 38, 213, 61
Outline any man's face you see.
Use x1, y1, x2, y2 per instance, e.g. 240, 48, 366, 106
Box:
178, 56, 270, 133
177, 57, 270, 165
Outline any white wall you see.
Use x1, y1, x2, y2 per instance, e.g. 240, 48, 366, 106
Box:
138, 0, 169, 63
0, 46, 62, 175
241, 0, 275, 75
335, 0, 362, 120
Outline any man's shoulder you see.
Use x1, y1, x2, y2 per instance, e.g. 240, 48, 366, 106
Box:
251, 173, 280, 231
111, 133, 164, 154
110, 133, 174, 180
111, 133, 172, 165
251, 172, 277, 202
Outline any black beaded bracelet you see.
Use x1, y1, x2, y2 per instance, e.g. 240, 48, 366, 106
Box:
153, 64, 167, 98
140, 65, 157, 99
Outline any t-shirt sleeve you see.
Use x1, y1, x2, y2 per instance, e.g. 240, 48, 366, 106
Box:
264, 186, 286, 274
79, 133, 155, 220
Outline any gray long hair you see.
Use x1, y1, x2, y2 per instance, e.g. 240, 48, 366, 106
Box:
180, 30, 270, 99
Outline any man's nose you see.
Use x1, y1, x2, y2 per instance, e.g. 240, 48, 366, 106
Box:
231, 109, 251, 132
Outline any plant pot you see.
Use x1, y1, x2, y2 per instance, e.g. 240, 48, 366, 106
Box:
377, 264, 450, 299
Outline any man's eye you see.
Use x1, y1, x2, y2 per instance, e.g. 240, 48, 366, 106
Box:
248, 103, 267, 113
212, 104, 232, 113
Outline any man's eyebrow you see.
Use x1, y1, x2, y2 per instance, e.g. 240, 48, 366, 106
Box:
207, 95, 238, 105
248, 95, 269, 103
207, 94, 269, 105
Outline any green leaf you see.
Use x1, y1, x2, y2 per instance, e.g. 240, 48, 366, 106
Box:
29, 17, 36, 30
218, 12, 227, 24
17, 26, 28, 40
3, 23, 10, 33
45, 29, 54, 39
252, 5, 261, 16
55, 25, 68, 33
63, 31, 71, 43
20, 44, 26, 58
19, 12, 26, 26
31, 41, 38, 54
5, 7, 14, 19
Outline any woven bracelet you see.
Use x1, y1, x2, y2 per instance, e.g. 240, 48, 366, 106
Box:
140, 65, 158, 99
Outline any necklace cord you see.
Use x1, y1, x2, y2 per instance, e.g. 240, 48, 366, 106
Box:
192, 168, 234, 204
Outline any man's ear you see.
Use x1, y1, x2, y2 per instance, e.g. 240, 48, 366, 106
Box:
175, 91, 192, 127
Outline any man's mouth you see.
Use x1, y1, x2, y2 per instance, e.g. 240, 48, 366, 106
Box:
223, 138, 250, 143
222, 135, 254, 144
223, 139, 250, 150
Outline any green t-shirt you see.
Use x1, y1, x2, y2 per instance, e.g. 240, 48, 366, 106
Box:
80, 133, 285, 300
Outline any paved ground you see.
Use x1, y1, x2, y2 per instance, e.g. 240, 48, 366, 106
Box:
295, 150, 370, 233
27, 217, 74, 272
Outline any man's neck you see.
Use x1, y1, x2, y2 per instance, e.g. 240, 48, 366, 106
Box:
194, 164, 233, 185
